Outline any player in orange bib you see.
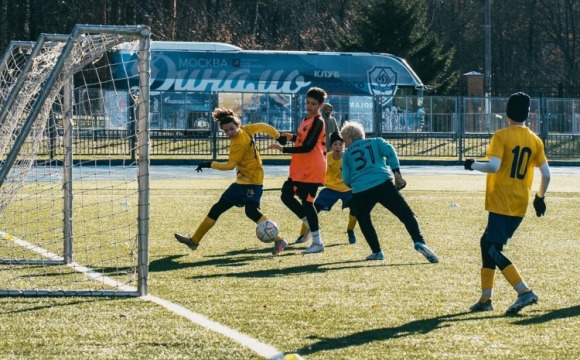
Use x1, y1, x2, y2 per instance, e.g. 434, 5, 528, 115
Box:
270, 87, 327, 254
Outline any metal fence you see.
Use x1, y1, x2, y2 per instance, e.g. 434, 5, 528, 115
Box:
40, 94, 580, 162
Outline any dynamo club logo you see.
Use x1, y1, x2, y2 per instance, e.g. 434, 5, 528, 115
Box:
367, 66, 397, 96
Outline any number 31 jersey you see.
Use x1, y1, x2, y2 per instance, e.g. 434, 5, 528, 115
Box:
341, 137, 401, 194
485, 126, 547, 217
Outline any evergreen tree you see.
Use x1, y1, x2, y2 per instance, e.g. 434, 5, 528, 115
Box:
335, 0, 458, 93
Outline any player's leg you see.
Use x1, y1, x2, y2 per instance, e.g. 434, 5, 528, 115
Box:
484, 213, 537, 314
296, 183, 324, 254
295, 192, 326, 244
174, 194, 233, 250
351, 189, 383, 260
281, 178, 305, 219
470, 234, 497, 311
378, 180, 438, 263
296, 188, 339, 245
342, 191, 357, 244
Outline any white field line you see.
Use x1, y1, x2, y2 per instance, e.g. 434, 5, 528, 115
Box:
2, 233, 293, 360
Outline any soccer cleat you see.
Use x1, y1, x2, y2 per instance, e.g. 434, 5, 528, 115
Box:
506, 290, 538, 315
295, 230, 312, 244
365, 251, 384, 261
303, 243, 324, 254
469, 300, 493, 312
414, 242, 439, 263
272, 238, 288, 255
347, 229, 357, 244
174, 233, 198, 250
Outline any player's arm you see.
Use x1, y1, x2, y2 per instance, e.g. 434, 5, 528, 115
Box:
243, 123, 280, 140
341, 153, 352, 188
379, 139, 406, 189
211, 142, 243, 171
532, 162, 551, 217
537, 162, 551, 197
464, 156, 501, 173
282, 118, 324, 154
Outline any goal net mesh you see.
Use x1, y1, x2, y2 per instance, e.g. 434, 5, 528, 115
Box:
0, 26, 150, 296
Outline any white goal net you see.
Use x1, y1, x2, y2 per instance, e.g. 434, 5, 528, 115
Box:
0, 25, 151, 296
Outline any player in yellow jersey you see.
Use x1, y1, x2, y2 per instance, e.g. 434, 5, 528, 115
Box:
295, 131, 358, 245
174, 108, 288, 255
464, 92, 551, 314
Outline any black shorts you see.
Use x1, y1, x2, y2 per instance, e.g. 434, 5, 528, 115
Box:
282, 178, 320, 203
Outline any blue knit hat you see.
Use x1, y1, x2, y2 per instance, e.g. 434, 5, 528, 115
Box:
329, 132, 343, 145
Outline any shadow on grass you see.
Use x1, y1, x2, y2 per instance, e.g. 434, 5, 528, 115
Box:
511, 304, 580, 325
294, 311, 497, 356
148, 244, 431, 278
0, 298, 103, 314
148, 254, 270, 272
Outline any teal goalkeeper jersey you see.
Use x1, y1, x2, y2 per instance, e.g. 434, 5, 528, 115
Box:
341, 137, 401, 193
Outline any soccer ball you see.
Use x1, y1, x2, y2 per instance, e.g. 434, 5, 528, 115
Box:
256, 220, 279, 243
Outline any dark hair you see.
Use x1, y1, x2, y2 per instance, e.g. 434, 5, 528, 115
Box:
212, 108, 241, 128
306, 87, 327, 105
506, 92, 530, 122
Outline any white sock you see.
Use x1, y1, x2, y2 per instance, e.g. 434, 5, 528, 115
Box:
514, 281, 529, 294
311, 230, 323, 245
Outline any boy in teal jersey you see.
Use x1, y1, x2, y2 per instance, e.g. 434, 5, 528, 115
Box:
339, 122, 439, 263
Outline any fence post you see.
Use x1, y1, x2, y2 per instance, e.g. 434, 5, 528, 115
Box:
539, 94, 549, 144
210, 92, 219, 160
373, 95, 382, 137
457, 95, 464, 161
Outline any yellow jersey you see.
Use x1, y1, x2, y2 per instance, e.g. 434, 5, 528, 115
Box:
485, 125, 547, 217
325, 153, 350, 192
211, 123, 278, 185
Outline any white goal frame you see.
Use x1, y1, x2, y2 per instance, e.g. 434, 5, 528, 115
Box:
0, 24, 151, 297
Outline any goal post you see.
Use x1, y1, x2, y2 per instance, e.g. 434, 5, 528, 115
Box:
0, 24, 151, 297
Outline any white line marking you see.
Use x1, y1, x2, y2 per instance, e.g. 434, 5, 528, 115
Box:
2, 233, 290, 360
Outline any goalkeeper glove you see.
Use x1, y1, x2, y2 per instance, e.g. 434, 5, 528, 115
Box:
195, 161, 212, 173
392, 168, 406, 190
533, 194, 546, 217
276, 135, 287, 145
464, 159, 475, 171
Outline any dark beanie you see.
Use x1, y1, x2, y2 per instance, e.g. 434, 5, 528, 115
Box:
329, 131, 343, 145
506, 92, 530, 122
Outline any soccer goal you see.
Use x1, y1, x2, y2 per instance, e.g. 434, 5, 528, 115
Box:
0, 24, 151, 297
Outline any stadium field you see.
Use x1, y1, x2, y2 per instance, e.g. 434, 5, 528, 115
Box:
0, 166, 578, 359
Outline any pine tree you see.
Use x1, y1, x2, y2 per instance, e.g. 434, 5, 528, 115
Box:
335, 0, 458, 93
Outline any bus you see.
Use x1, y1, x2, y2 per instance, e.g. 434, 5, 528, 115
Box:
113, 41, 426, 133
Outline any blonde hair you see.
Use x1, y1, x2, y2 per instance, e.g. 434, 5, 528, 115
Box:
212, 108, 241, 128
340, 121, 365, 142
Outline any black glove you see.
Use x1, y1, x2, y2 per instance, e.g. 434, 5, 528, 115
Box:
392, 168, 406, 190
276, 135, 287, 145
533, 194, 546, 217
195, 161, 212, 173
464, 159, 475, 171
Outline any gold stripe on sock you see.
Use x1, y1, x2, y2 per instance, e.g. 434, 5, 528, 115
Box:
300, 223, 307, 236
192, 217, 216, 244
347, 214, 357, 230
501, 264, 524, 288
